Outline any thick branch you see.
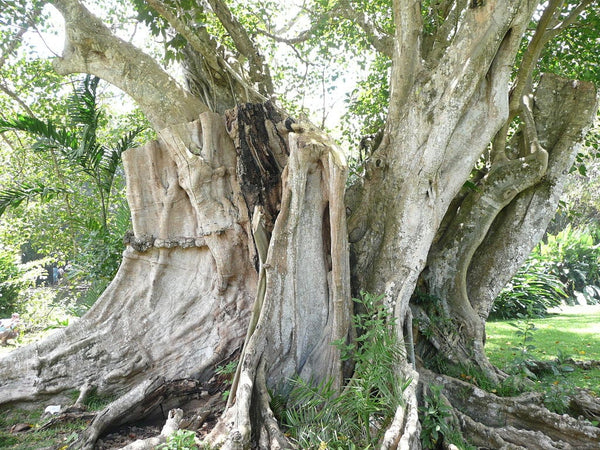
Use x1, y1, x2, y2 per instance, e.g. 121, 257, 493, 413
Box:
468, 74, 598, 317
206, 0, 274, 95
388, 0, 422, 117
142, 0, 252, 111
509, 0, 563, 117
144, 0, 220, 73
337, 0, 393, 57
50, 0, 208, 130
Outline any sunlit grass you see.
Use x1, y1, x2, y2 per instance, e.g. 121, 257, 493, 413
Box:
486, 310, 600, 395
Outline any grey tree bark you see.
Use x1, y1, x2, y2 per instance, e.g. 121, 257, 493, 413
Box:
417, 74, 598, 383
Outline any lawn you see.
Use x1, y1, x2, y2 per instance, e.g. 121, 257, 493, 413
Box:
485, 309, 600, 395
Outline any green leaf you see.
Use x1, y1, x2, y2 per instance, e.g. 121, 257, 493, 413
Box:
0, 182, 71, 216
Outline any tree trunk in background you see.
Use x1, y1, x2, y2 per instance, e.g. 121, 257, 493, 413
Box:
418, 74, 598, 380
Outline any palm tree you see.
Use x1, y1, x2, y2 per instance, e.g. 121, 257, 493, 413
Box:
0, 75, 145, 285
0, 76, 142, 228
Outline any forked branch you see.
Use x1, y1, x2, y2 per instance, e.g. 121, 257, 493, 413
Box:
50, 0, 208, 129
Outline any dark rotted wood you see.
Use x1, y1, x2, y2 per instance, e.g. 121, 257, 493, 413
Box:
225, 102, 293, 236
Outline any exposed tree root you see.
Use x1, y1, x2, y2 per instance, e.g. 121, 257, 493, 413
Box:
119, 408, 184, 450
73, 377, 204, 449
420, 368, 600, 449
380, 365, 421, 450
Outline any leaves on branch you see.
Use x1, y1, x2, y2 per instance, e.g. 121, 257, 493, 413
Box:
0, 182, 71, 216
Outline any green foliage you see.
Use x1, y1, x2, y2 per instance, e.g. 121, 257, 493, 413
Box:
158, 429, 198, 450
538, 3, 600, 84
0, 247, 24, 315
504, 309, 540, 380
537, 225, 600, 304
0, 75, 145, 311
486, 310, 600, 398
0, 407, 86, 450
0, 251, 50, 317
493, 224, 600, 319
342, 55, 390, 147
491, 257, 567, 320
68, 387, 115, 411
215, 360, 238, 401
283, 292, 408, 449
419, 384, 473, 450
543, 380, 576, 415
0, 182, 71, 216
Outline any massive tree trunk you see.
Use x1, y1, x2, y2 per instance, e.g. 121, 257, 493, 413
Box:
417, 74, 598, 382
0, 113, 257, 404
1, 0, 600, 449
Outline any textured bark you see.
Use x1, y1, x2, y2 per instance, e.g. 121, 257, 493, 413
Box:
50, 0, 207, 129
2, 1, 599, 449
420, 369, 600, 450
205, 124, 352, 449
0, 113, 255, 407
468, 75, 599, 314
412, 76, 596, 389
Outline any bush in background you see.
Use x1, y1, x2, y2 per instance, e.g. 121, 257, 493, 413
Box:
537, 225, 600, 304
491, 224, 600, 319
490, 259, 567, 319
0, 248, 23, 316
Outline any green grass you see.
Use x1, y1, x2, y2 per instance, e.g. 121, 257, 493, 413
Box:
0, 408, 87, 449
486, 310, 600, 395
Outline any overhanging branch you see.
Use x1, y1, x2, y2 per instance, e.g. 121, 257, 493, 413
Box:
206, 0, 274, 95
50, 0, 208, 130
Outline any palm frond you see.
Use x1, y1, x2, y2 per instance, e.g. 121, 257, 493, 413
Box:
0, 182, 71, 216
98, 127, 145, 192
0, 115, 78, 152
67, 75, 101, 128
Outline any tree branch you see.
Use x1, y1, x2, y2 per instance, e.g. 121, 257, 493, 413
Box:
144, 0, 220, 72
337, 0, 393, 57
49, 0, 208, 130
509, 0, 563, 117
206, 0, 274, 95
546, 0, 594, 39
0, 83, 35, 116
388, 0, 423, 118
0, 5, 43, 70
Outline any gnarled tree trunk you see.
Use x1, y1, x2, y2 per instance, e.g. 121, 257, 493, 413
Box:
418, 74, 598, 382
0, 112, 257, 405
2, 1, 600, 449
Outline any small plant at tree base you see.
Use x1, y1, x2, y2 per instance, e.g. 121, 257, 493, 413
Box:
215, 360, 238, 401
419, 384, 474, 450
283, 292, 410, 449
543, 381, 576, 415
157, 429, 198, 450
506, 309, 539, 379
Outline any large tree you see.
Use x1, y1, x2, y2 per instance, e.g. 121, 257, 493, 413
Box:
1, 0, 599, 448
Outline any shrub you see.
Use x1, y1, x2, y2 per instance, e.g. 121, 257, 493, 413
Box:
0, 248, 22, 315
537, 225, 600, 304
283, 292, 410, 449
490, 259, 566, 319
